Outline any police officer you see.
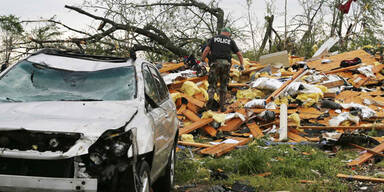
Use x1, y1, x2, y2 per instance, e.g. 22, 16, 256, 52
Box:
201, 27, 244, 112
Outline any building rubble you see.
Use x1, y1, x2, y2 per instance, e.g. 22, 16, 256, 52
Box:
160, 48, 384, 183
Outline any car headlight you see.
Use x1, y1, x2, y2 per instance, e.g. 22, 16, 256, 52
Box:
112, 141, 129, 157
88, 129, 133, 165
89, 152, 104, 165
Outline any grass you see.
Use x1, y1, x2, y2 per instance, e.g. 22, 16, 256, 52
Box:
175, 139, 358, 191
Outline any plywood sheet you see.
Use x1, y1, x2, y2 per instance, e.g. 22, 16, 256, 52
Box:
307, 50, 376, 72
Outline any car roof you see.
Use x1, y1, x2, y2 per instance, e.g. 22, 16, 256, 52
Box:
26, 49, 136, 72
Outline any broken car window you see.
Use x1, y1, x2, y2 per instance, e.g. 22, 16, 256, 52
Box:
0, 60, 136, 102
143, 66, 161, 104
148, 65, 169, 101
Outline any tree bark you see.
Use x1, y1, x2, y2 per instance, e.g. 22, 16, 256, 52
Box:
257, 15, 274, 58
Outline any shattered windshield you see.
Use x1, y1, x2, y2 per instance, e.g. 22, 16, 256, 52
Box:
0, 60, 136, 102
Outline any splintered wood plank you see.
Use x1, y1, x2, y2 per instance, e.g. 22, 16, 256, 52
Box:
247, 123, 264, 139
159, 62, 185, 73
281, 71, 295, 76
200, 137, 251, 157
287, 131, 308, 142
230, 133, 251, 137
186, 102, 199, 114
177, 104, 187, 120
202, 125, 217, 137
289, 125, 384, 130
241, 65, 265, 75
187, 110, 223, 136
194, 92, 206, 102
308, 50, 375, 72
228, 83, 249, 88
356, 76, 370, 88
182, 109, 200, 122
349, 143, 384, 157
179, 118, 213, 135
252, 109, 298, 114
178, 141, 213, 148
168, 76, 208, 90
177, 104, 187, 114
218, 118, 244, 132
348, 142, 384, 166
325, 64, 362, 74
324, 92, 336, 98
181, 94, 205, 108
305, 137, 320, 142
337, 174, 384, 183
266, 68, 306, 103
298, 108, 322, 119
321, 80, 345, 88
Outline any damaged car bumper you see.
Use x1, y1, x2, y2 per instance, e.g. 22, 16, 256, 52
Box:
0, 174, 97, 192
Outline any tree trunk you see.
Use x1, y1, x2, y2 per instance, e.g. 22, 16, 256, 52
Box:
246, 0, 257, 57
284, 0, 287, 49
257, 15, 274, 59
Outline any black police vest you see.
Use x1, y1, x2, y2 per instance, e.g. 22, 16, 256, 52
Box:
209, 35, 234, 62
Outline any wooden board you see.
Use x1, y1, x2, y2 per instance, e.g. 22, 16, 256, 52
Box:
159, 62, 184, 73
307, 50, 376, 72
349, 143, 384, 157
247, 123, 264, 138
321, 80, 345, 88
179, 118, 213, 135
289, 125, 384, 130
218, 118, 244, 132
178, 141, 213, 148
298, 107, 323, 119
266, 68, 306, 103
202, 125, 217, 137
168, 76, 208, 90
182, 109, 200, 122
348, 142, 384, 166
186, 102, 199, 114
181, 94, 206, 108
287, 131, 308, 142
337, 173, 384, 183
200, 137, 251, 157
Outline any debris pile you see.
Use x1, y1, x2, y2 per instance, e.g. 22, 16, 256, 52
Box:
161, 49, 384, 181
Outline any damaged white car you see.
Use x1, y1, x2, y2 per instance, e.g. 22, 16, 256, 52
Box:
0, 49, 179, 192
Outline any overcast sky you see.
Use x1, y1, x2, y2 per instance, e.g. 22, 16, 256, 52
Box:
0, 0, 302, 48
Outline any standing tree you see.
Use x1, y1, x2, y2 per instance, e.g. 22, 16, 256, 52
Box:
291, 0, 325, 58
0, 15, 24, 66
246, 0, 257, 57
20, 0, 237, 61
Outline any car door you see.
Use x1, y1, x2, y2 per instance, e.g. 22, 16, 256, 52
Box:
147, 65, 176, 136
142, 64, 170, 176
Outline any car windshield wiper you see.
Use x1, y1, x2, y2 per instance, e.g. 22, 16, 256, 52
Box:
0, 97, 23, 102
60, 99, 103, 101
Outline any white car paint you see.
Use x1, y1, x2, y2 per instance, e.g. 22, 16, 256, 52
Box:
0, 50, 179, 191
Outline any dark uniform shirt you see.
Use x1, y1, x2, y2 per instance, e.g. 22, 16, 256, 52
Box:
208, 34, 239, 62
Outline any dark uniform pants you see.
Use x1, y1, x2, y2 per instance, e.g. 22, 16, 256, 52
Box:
207, 59, 231, 111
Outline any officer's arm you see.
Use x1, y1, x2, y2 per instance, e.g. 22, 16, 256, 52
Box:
236, 51, 244, 67
201, 46, 211, 62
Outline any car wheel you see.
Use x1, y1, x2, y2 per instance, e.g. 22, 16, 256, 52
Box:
153, 144, 176, 192
111, 161, 150, 192
134, 161, 151, 192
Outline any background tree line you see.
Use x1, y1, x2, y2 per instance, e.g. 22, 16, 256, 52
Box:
1, 0, 384, 65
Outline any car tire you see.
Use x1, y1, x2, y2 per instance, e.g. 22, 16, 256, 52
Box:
153, 144, 176, 192
111, 160, 150, 192
133, 161, 151, 192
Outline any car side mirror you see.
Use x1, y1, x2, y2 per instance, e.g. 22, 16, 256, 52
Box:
1, 64, 7, 72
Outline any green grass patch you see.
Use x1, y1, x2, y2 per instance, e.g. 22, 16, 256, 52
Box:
175, 140, 359, 191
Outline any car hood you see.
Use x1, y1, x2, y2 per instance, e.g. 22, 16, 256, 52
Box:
0, 100, 138, 137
